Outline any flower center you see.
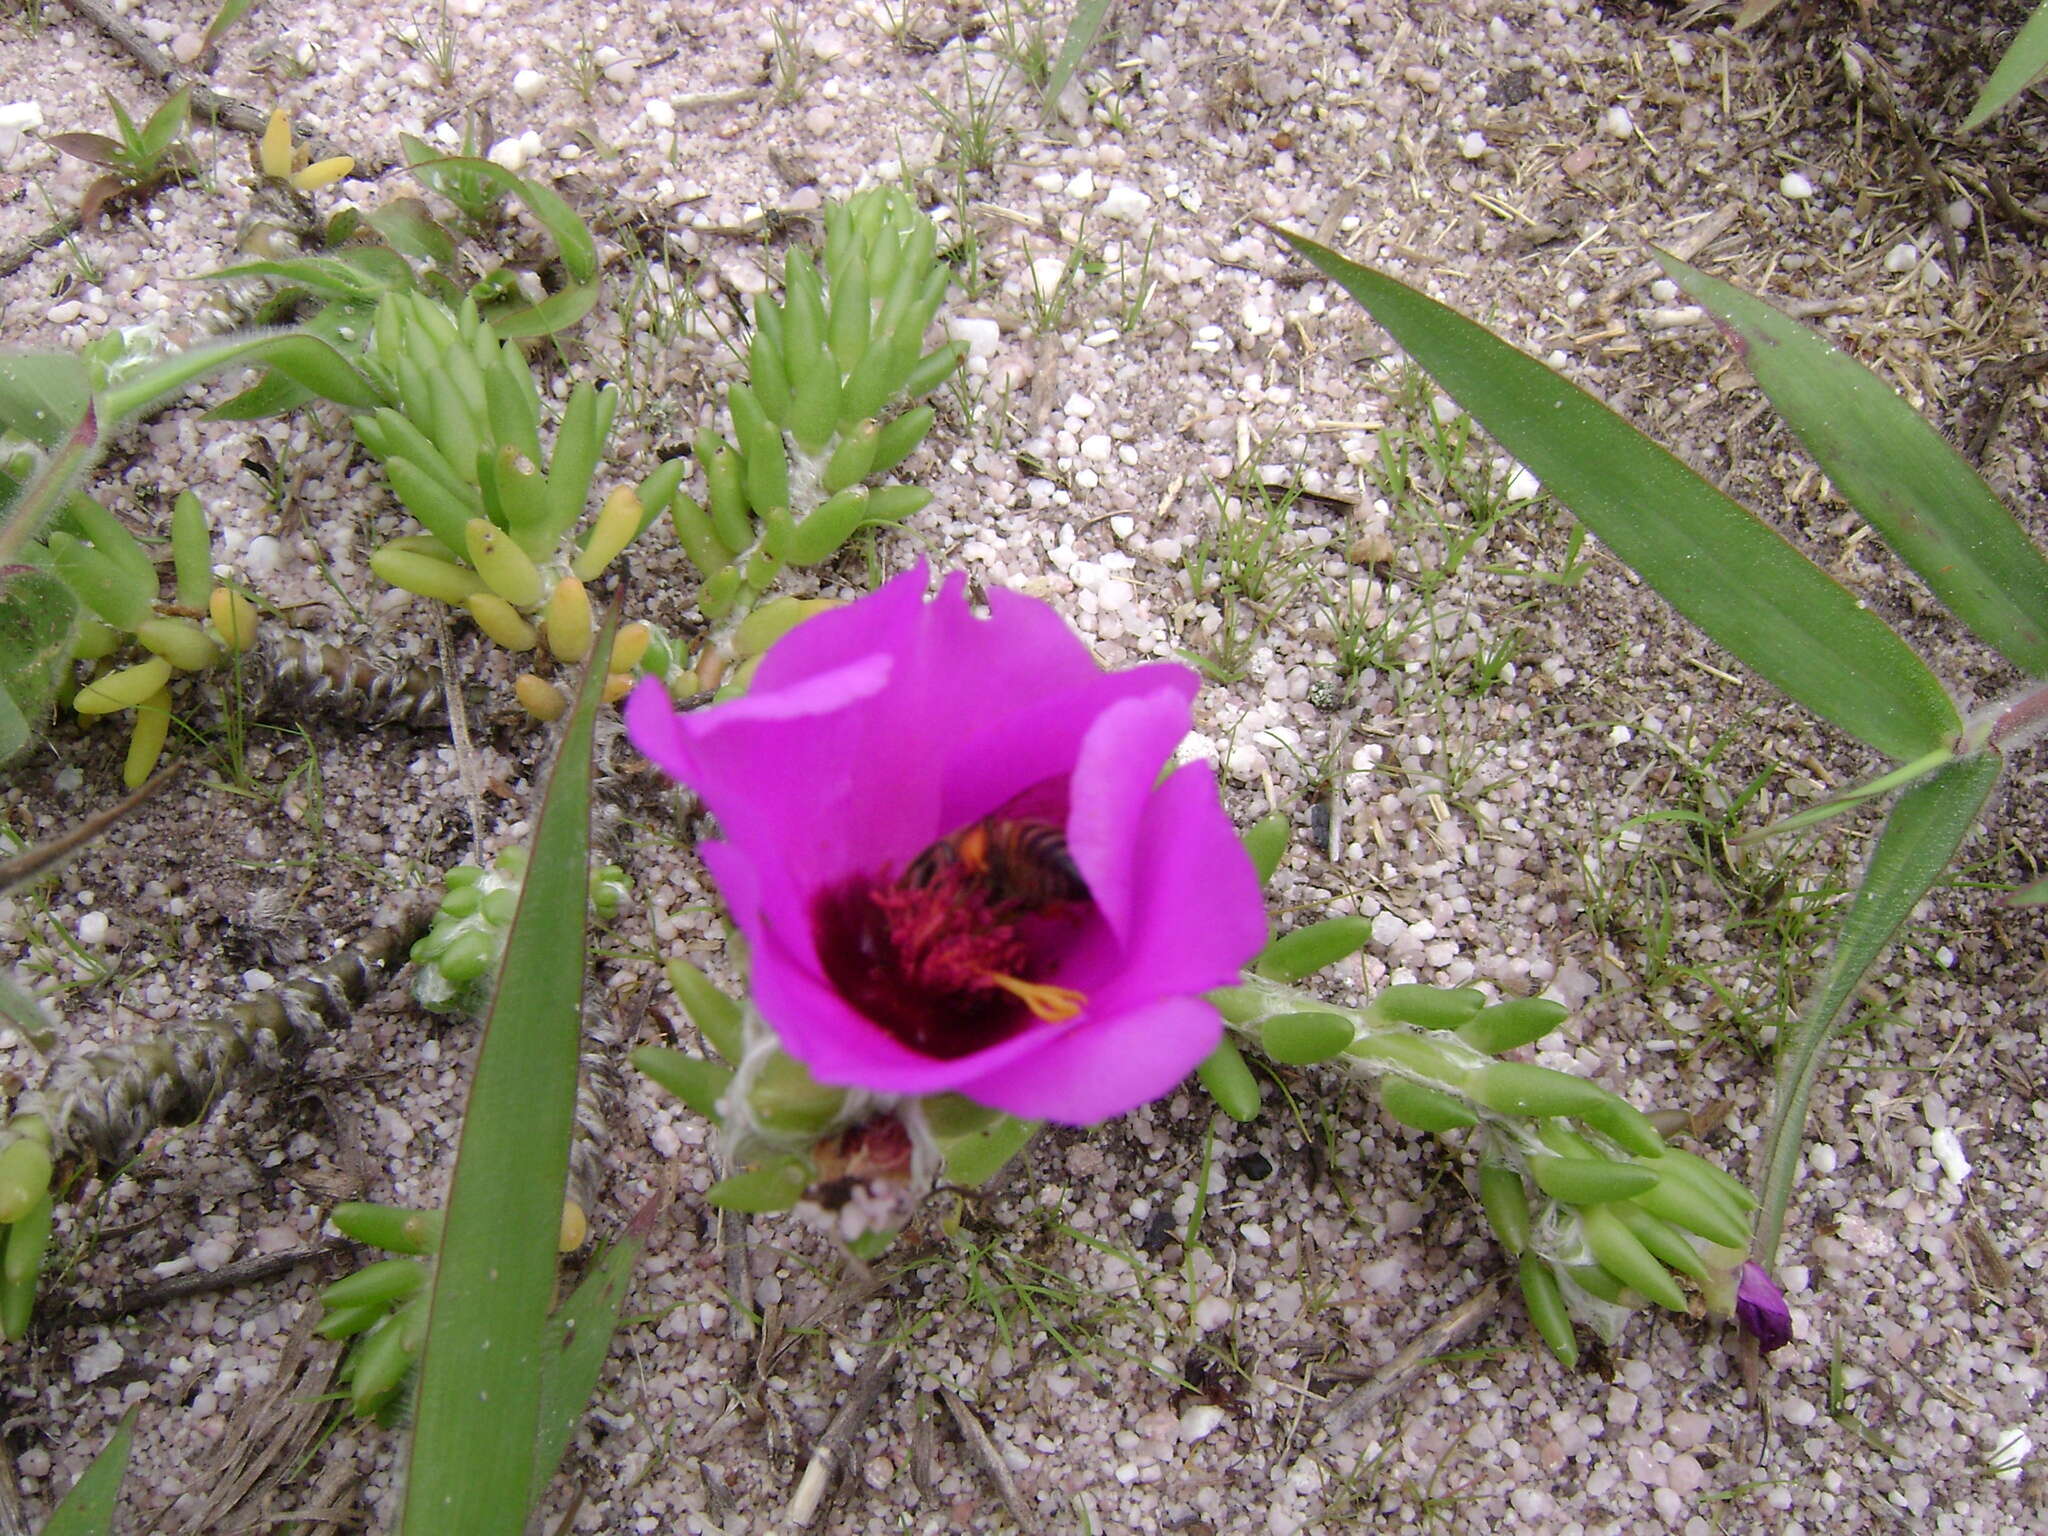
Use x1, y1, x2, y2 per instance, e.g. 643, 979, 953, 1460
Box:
812, 825, 1092, 1059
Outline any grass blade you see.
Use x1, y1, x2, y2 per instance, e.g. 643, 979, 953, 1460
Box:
530, 1191, 663, 1502
39, 1406, 138, 1536
1962, 0, 2048, 130
1752, 751, 2002, 1264
1655, 250, 2048, 675
1277, 229, 1961, 763
400, 606, 615, 1535
1044, 0, 1116, 113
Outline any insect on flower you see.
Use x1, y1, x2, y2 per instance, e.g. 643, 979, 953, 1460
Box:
626, 565, 1268, 1124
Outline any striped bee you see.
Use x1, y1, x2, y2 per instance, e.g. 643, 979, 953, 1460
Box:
901, 803, 1088, 910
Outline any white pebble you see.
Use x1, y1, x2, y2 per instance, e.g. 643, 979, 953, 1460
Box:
243, 535, 283, 577
1987, 1426, 2032, 1480
644, 97, 675, 129
1601, 105, 1634, 138
1807, 1143, 1838, 1175
1192, 1295, 1232, 1332
1780, 171, 1815, 200
1883, 242, 1919, 274
74, 1341, 125, 1384
1179, 1404, 1226, 1442
1080, 433, 1113, 463
512, 68, 546, 102
487, 137, 528, 172
946, 315, 1001, 358
1065, 168, 1096, 200
169, 30, 205, 64
1929, 1126, 1970, 1184
78, 911, 109, 945
1649, 277, 1678, 302
1944, 198, 1974, 229
1506, 464, 1541, 500
1457, 131, 1487, 160
1097, 181, 1152, 222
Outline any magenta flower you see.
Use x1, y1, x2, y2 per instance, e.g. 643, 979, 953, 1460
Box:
1734, 1262, 1792, 1353
626, 567, 1266, 1123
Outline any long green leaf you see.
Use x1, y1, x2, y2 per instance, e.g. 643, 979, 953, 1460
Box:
0, 351, 91, 450
38, 1406, 138, 1536
1963, 0, 2048, 130
97, 330, 388, 424
1044, 0, 1116, 112
400, 608, 614, 1534
530, 1191, 661, 1504
1752, 751, 2002, 1263
403, 157, 600, 339
1656, 250, 2048, 675
1280, 230, 1961, 762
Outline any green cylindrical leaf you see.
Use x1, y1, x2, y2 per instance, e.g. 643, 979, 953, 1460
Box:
697, 435, 753, 552
1456, 997, 1568, 1054
1240, 813, 1289, 886
631, 1045, 732, 1123
787, 352, 843, 456
385, 457, 484, 553
749, 326, 792, 424
667, 495, 732, 577
314, 1299, 390, 1342
465, 518, 543, 607
0, 1138, 53, 1224
1253, 916, 1374, 982
1610, 1202, 1709, 1282
748, 1051, 846, 1136
1579, 1204, 1687, 1312
1526, 1155, 1659, 1205
170, 490, 212, 607
827, 250, 871, 372
321, 1257, 428, 1311
821, 420, 881, 494
868, 403, 935, 478
1518, 1253, 1579, 1367
1372, 984, 1487, 1030
1259, 1010, 1355, 1065
134, 616, 222, 672
1378, 1075, 1478, 1131
783, 487, 870, 567
728, 386, 788, 514
707, 1158, 811, 1213
782, 249, 827, 374
1470, 1061, 1626, 1123
861, 484, 931, 525
329, 1202, 442, 1255
900, 340, 966, 401
348, 1310, 418, 1415
661, 960, 744, 1060
1, 1190, 51, 1288
1477, 1162, 1530, 1255
1195, 1035, 1261, 1121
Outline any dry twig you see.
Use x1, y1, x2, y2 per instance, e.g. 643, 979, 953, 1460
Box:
1315, 1275, 1505, 1443
939, 1384, 1033, 1529
783, 1343, 901, 1528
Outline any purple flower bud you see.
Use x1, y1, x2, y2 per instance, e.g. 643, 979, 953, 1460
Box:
627, 566, 1268, 1124
1734, 1261, 1792, 1353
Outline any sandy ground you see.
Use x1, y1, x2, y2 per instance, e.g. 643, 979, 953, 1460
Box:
1, 0, 2045, 1532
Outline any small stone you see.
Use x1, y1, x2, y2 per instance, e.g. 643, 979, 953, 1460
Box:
1883, 242, 1919, 273
946, 315, 1001, 359
645, 97, 675, 128
1348, 529, 1396, 566
169, 30, 206, 64
78, 910, 109, 944
1192, 1295, 1232, 1331
1601, 105, 1634, 138
488, 136, 528, 172
1065, 168, 1096, 200
1458, 131, 1487, 159
1944, 197, 1974, 229
1780, 171, 1815, 200
1929, 1126, 1970, 1184
1098, 181, 1152, 222
1179, 1404, 1226, 1442
512, 68, 546, 101
244, 535, 283, 577
1506, 464, 1541, 500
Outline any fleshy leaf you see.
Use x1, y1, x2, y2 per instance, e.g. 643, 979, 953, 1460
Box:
1656, 249, 2048, 676
1278, 229, 1961, 763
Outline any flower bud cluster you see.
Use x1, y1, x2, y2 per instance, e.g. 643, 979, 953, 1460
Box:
667, 188, 964, 682
3, 459, 259, 785
411, 846, 628, 1016
352, 291, 688, 716
1213, 970, 1764, 1364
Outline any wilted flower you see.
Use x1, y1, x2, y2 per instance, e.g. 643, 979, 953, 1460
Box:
627, 567, 1265, 1123
1734, 1261, 1792, 1353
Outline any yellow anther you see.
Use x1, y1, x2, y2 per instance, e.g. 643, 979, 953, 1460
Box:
986, 974, 1087, 1023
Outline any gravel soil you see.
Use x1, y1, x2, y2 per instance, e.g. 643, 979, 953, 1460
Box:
2, 1, 2045, 1532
